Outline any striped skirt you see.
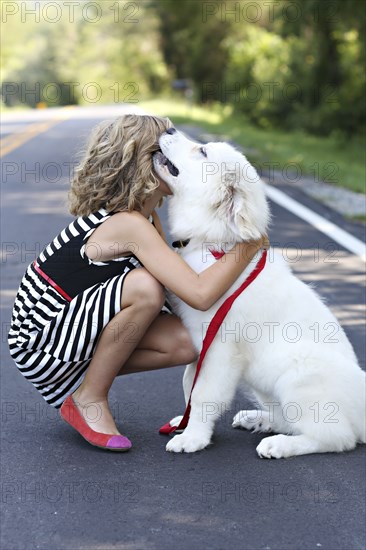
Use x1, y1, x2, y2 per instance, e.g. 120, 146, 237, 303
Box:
8, 261, 132, 409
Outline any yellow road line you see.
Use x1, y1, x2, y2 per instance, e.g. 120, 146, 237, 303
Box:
1, 119, 61, 158
0, 135, 17, 149
0, 108, 74, 158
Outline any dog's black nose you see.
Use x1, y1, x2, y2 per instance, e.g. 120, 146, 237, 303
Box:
166, 128, 176, 135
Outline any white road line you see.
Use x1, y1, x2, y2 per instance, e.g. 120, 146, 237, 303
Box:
264, 184, 366, 262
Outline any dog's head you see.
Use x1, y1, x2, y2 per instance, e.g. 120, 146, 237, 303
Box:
153, 129, 270, 242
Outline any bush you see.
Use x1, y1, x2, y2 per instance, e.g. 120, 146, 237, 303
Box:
223, 25, 365, 136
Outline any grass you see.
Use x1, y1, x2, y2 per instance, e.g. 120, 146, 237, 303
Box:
345, 214, 366, 224
141, 97, 366, 195
1, 103, 32, 113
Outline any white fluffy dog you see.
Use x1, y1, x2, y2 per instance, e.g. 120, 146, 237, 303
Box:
153, 129, 366, 458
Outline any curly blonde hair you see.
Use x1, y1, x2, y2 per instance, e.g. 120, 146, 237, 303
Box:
68, 113, 173, 216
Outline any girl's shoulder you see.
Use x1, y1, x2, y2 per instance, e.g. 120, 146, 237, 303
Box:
94, 210, 154, 241
106, 209, 147, 225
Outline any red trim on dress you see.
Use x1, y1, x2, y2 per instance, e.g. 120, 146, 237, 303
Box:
33, 260, 72, 302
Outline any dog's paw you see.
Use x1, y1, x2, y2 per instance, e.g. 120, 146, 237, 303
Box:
232, 410, 272, 433
256, 435, 292, 459
166, 432, 211, 453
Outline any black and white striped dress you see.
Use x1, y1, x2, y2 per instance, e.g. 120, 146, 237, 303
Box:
8, 208, 170, 409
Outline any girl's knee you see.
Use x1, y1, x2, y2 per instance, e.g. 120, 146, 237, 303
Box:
121, 268, 165, 311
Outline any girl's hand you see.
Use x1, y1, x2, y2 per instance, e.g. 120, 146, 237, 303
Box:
231, 234, 270, 266
260, 234, 270, 250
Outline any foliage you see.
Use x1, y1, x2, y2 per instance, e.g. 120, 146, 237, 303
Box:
1, 0, 365, 137
150, 0, 230, 102
1, 1, 168, 107
151, 0, 365, 136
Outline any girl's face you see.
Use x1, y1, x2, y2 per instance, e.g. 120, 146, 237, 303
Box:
157, 175, 173, 196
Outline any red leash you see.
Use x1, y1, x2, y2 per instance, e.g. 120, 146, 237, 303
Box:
159, 248, 268, 435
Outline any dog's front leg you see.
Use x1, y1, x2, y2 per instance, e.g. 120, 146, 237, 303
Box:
166, 347, 242, 453
165, 362, 197, 429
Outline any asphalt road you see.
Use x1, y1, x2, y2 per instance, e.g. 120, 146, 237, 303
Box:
1, 106, 365, 550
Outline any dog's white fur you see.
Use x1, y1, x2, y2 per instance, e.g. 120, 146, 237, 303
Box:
153, 130, 366, 458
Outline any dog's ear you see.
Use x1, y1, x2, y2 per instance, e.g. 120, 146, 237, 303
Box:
229, 188, 264, 240
228, 172, 270, 241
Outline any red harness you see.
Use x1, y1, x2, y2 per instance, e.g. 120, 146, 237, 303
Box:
159, 248, 268, 435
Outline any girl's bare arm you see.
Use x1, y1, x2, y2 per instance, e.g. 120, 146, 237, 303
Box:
151, 210, 167, 242
103, 211, 267, 311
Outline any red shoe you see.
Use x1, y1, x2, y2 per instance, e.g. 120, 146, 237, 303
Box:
60, 395, 132, 452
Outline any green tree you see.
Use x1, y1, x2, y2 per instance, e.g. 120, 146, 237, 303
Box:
1, 0, 169, 108
222, 0, 365, 135
151, 0, 230, 101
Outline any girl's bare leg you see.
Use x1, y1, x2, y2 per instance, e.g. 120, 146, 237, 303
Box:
72, 269, 196, 435
120, 313, 197, 375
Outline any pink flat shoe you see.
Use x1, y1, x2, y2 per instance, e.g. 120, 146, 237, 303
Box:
60, 395, 132, 452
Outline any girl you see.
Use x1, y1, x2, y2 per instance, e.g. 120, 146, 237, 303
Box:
8, 114, 267, 452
